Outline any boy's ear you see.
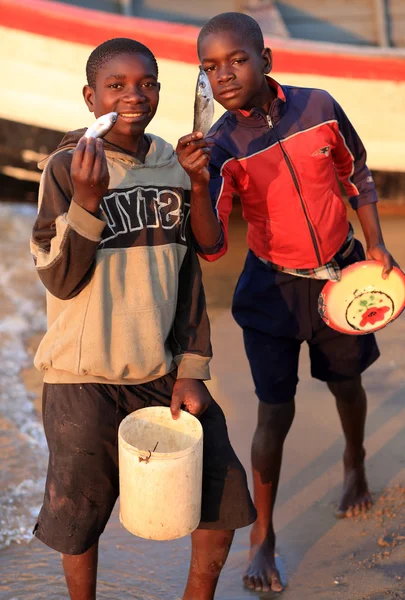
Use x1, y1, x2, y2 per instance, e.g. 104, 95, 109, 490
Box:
262, 48, 272, 74
83, 85, 96, 113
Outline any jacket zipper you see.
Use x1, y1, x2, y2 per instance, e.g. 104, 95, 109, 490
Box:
266, 114, 322, 266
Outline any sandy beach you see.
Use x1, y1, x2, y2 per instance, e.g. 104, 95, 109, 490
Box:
1, 202, 405, 599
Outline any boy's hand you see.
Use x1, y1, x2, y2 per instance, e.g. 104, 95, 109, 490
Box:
170, 378, 212, 420
71, 137, 109, 214
176, 132, 211, 187
366, 243, 397, 279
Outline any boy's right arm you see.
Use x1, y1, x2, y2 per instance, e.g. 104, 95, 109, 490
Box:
176, 132, 235, 261
31, 137, 109, 300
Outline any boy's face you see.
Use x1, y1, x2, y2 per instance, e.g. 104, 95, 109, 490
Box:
83, 52, 160, 139
199, 31, 272, 113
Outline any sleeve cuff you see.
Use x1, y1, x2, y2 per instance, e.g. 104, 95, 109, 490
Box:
193, 229, 225, 255
350, 190, 378, 210
174, 354, 211, 380
67, 200, 107, 241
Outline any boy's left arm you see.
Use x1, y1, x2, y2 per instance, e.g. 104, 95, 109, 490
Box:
331, 98, 396, 277
169, 238, 213, 420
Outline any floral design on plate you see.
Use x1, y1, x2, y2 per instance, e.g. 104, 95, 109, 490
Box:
345, 290, 394, 332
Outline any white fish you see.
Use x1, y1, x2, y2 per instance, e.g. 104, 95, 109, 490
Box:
193, 67, 214, 137
84, 112, 118, 139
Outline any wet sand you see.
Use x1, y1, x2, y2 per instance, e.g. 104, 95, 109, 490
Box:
1, 205, 405, 599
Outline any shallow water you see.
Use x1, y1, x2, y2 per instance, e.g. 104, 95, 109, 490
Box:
0, 203, 48, 550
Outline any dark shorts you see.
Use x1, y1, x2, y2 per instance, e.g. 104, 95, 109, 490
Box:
232, 240, 380, 405
34, 373, 256, 555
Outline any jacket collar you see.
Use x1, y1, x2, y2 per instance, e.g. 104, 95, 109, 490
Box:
232, 76, 287, 127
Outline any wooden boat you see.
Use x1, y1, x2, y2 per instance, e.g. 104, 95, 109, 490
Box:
1, 0, 404, 196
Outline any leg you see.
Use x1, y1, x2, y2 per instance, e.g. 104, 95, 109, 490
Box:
244, 400, 295, 593
62, 542, 98, 600
182, 529, 234, 600
137, 377, 255, 597
309, 277, 379, 519
241, 326, 301, 593
328, 376, 372, 518
34, 384, 123, 596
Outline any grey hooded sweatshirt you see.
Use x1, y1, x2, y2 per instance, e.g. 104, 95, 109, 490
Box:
31, 129, 212, 385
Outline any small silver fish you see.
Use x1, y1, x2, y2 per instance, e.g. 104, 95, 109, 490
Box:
193, 67, 214, 136
84, 112, 118, 139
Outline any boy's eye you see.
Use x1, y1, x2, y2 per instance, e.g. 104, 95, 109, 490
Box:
204, 66, 215, 73
108, 83, 123, 89
233, 58, 247, 65
142, 82, 158, 88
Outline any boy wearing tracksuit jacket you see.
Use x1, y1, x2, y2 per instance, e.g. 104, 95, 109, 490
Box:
177, 12, 396, 594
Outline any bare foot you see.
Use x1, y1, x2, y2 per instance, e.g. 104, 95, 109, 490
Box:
243, 524, 284, 593
336, 451, 372, 519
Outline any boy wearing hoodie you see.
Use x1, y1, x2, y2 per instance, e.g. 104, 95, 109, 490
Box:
31, 37, 255, 600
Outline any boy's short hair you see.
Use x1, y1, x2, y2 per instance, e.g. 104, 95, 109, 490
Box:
197, 12, 264, 56
86, 38, 158, 88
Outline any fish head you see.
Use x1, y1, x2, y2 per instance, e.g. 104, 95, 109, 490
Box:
84, 112, 118, 139
193, 67, 214, 135
102, 112, 118, 126
195, 67, 213, 102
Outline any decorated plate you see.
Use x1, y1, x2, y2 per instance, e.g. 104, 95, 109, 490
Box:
318, 261, 405, 335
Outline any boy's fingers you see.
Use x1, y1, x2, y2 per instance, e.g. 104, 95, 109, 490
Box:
188, 154, 211, 171
184, 146, 211, 162
186, 148, 211, 164
91, 139, 106, 184
91, 143, 102, 184
177, 141, 209, 159
81, 137, 97, 173
71, 137, 87, 171
170, 392, 182, 420
382, 254, 394, 279
178, 132, 204, 147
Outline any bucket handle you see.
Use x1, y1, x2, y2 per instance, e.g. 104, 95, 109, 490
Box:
138, 441, 159, 464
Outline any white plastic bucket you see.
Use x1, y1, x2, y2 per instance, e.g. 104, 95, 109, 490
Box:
118, 406, 203, 540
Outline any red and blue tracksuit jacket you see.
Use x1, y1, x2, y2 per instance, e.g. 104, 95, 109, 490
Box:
199, 77, 378, 269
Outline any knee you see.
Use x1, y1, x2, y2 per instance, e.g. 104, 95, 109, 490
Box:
256, 400, 295, 443
327, 377, 364, 403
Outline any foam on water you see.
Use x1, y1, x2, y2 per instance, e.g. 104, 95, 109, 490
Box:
0, 203, 48, 550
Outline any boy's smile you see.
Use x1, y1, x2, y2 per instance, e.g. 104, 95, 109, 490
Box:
83, 53, 160, 148
199, 31, 274, 114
